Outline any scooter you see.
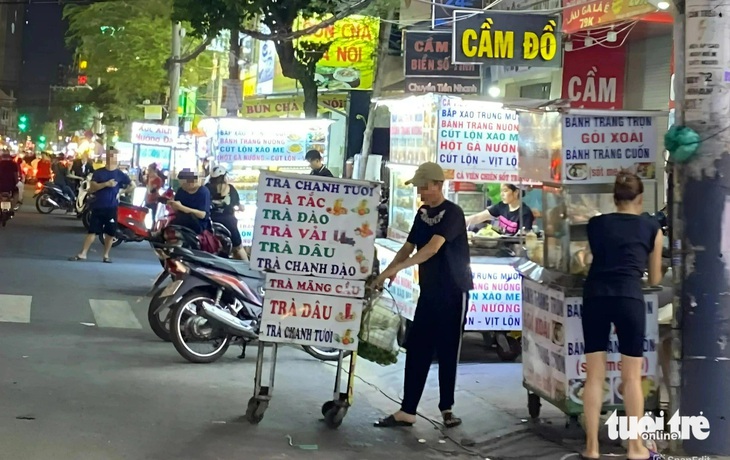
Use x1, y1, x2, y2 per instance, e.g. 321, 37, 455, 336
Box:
0, 192, 15, 227
34, 182, 75, 214
151, 247, 344, 362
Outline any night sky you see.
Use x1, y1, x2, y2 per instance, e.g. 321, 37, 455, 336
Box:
19, 3, 73, 125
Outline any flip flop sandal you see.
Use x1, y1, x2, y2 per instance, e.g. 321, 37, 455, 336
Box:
631, 451, 663, 460
103, 257, 112, 264
442, 412, 462, 428
68, 255, 86, 261
374, 415, 414, 428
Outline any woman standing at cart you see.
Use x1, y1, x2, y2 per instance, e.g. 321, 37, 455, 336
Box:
373, 162, 473, 429
580, 171, 663, 460
464, 183, 534, 234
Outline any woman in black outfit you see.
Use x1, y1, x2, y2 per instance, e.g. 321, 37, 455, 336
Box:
581, 172, 663, 460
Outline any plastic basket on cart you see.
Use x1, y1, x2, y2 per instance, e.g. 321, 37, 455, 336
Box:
358, 288, 401, 366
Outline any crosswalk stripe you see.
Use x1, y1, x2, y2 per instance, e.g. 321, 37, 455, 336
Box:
89, 299, 143, 329
0, 294, 32, 323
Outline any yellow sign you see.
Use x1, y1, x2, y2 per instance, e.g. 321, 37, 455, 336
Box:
453, 12, 562, 68
241, 93, 348, 118
243, 69, 257, 97
272, 15, 380, 92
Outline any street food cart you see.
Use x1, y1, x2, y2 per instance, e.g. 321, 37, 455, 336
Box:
513, 106, 664, 420
198, 117, 334, 248
375, 93, 541, 360
245, 171, 381, 428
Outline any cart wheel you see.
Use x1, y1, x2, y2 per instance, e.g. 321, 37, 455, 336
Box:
245, 397, 268, 425
321, 400, 336, 416
527, 392, 541, 419
323, 404, 348, 429
496, 336, 522, 361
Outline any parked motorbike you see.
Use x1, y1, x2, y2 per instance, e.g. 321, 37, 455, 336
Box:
153, 254, 342, 363
71, 173, 92, 229
147, 244, 259, 342
34, 182, 76, 214
0, 192, 15, 227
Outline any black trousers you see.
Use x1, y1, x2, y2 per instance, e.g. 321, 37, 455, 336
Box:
400, 288, 467, 415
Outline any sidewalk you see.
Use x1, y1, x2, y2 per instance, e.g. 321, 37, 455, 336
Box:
352, 333, 583, 460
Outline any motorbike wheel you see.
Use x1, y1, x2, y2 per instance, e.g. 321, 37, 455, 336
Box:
81, 209, 91, 231
169, 290, 232, 363
301, 345, 350, 362
147, 287, 172, 342
98, 232, 124, 248
35, 193, 55, 214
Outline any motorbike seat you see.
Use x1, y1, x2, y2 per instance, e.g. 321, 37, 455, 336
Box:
174, 247, 264, 280
119, 202, 150, 213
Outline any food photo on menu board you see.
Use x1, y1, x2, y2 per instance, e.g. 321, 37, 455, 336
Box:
250, 171, 381, 279
562, 115, 657, 184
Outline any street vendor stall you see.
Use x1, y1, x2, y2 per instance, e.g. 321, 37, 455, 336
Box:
198, 117, 336, 248
375, 93, 540, 360
514, 106, 664, 420
244, 171, 382, 428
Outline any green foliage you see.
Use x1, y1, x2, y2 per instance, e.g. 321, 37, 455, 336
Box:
172, 0, 375, 117
63, 0, 212, 127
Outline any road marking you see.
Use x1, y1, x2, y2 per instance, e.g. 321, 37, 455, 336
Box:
89, 299, 143, 329
0, 294, 32, 323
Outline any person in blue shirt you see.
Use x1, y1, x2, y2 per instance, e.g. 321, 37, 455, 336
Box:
69, 147, 134, 263
169, 169, 211, 234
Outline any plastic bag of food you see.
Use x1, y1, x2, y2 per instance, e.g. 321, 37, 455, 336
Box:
358, 291, 401, 366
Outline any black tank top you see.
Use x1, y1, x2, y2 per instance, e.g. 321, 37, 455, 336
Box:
583, 213, 661, 301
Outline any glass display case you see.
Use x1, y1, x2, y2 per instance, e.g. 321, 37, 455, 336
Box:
388, 168, 419, 242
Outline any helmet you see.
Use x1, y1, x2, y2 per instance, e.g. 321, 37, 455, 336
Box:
210, 166, 227, 179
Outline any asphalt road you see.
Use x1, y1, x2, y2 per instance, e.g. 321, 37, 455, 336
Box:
0, 199, 581, 460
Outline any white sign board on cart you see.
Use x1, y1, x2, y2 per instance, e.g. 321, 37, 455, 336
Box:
561, 114, 658, 184
250, 172, 381, 279
252, 173, 380, 352
260, 281, 364, 352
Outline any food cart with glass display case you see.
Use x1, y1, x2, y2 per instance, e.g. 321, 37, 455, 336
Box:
513, 106, 665, 421
198, 117, 333, 248
375, 93, 540, 361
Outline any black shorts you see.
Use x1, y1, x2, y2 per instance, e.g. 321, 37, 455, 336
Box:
582, 296, 646, 357
89, 207, 117, 237
212, 213, 242, 247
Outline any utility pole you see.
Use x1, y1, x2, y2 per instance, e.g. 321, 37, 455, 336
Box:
676, 0, 730, 455
668, 2, 684, 456
227, 27, 242, 117
356, 11, 394, 180
168, 21, 182, 128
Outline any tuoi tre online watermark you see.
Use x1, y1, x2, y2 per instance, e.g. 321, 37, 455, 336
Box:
606, 410, 710, 441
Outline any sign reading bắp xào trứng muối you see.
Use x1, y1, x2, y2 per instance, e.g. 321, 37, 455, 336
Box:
260, 289, 363, 351
437, 97, 519, 173
467, 265, 522, 331
561, 115, 658, 184
214, 118, 329, 166
250, 172, 381, 279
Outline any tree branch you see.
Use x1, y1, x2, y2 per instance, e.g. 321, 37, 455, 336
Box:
240, 0, 374, 41
167, 35, 214, 66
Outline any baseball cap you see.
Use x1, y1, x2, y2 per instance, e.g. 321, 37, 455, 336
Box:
404, 162, 445, 187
